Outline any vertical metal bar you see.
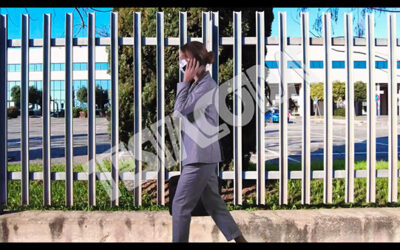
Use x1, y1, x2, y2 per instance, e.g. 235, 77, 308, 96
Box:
278, 12, 288, 205
156, 12, 165, 206
88, 12, 96, 206
111, 12, 119, 206
43, 14, 51, 206
366, 13, 376, 203
178, 12, 187, 173
134, 12, 142, 206
233, 11, 242, 205
0, 15, 8, 208
202, 11, 210, 48
301, 12, 311, 205
212, 11, 220, 177
256, 11, 265, 205
179, 12, 187, 83
211, 12, 219, 87
387, 13, 397, 203
202, 12, 212, 73
345, 13, 355, 203
65, 13, 73, 206
203, 11, 219, 175
21, 14, 30, 206
323, 12, 333, 204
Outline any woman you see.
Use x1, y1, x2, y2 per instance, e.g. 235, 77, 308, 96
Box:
172, 41, 247, 243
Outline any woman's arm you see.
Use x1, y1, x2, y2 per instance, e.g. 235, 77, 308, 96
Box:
173, 81, 214, 118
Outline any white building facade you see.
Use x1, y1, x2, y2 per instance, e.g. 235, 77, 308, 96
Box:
264, 37, 399, 116
7, 46, 111, 113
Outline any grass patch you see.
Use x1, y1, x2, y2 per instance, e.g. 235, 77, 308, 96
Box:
4, 160, 400, 211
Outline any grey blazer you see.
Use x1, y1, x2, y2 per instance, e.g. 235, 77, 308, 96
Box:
173, 71, 222, 166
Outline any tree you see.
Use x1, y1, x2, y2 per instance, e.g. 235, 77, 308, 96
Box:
10, 85, 42, 111
310, 82, 324, 101
76, 86, 109, 111
11, 85, 21, 108
76, 87, 87, 105
332, 80, 346, 102
354, 81, 367, 102
112, 8, 274, 171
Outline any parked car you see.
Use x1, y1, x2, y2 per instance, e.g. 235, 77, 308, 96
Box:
265, 108, 279, 123
265, 108, 291, 123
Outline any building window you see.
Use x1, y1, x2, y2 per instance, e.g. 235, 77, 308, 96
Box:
310, 60, 323, 69
29, 81, 42, 91
354, 61, 366, 69
95, 62, 109, 70
265, 61, 278, 69
332, 61, 345, 69
96, 80, 111, 90
8, 64, 21, 72
51, 63, 65, 71
73, 63, 88, 71
50, 80, 65, 110
29, 64, 43, 72
375, 61, 388, 69
287, 61, 301, 69
73, 80, 88, 91
397, 61, 400, 69
73, 80, 88, 107
7, 81, 20, 107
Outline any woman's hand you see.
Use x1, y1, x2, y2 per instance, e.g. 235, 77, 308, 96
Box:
183, 58, 200, 83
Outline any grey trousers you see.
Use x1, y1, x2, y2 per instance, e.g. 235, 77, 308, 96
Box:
172, 162, 242, 242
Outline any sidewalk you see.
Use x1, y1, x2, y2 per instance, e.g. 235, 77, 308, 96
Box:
309, 115, 395, 126
1, 208, 400, 242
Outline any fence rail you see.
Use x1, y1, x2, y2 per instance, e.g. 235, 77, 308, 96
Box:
0, 11, 399, 209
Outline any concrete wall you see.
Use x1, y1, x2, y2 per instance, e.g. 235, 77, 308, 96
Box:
1, 208, 400, 242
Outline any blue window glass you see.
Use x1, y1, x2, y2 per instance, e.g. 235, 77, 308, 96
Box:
73, 63, 88, 71
51, 63, 65, 71
96, 80, 111, 90
73, 63, 79, 71
265, 61, 278, 69
332, 61, 345, 69
29, 81, 42, 90
29, 64, 43, 72
287, 61, 301, 69
375, 61, 388, 69
397, 61, 400, 69
73, 80, 88, 90
8, 64, 21, 72
310, 61, 323, 69
354, 61, 366, 69
95, 62, 109, 70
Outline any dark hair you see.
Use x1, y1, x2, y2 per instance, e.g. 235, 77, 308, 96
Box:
180, 41, 214, 65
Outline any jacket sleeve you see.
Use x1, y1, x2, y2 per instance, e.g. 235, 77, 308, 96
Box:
173, 80, 214, 118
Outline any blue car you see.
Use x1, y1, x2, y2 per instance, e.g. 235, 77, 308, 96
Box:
265, 109, 291, 123
265, 109, 279, 123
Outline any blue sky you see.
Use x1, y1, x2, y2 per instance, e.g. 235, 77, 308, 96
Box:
271, 7, 400, 38
0, 8, 113, 39
1, 7, 400, 39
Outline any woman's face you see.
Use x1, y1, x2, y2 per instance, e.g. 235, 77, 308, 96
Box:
179, 50, 205, 74
179, 50, 192, 62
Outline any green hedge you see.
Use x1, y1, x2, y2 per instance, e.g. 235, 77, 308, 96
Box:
334, 107, 345, 116
7, 106, 19, 118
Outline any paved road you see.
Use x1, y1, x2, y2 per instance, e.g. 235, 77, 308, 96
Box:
7, 115, 398, 165
254, 115, 398, 164
7, 117, 111, 165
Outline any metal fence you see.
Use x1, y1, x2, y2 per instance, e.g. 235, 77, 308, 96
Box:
0, 11, 399, 209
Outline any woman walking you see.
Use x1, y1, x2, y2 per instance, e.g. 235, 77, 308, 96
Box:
172, 41, 247, 243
